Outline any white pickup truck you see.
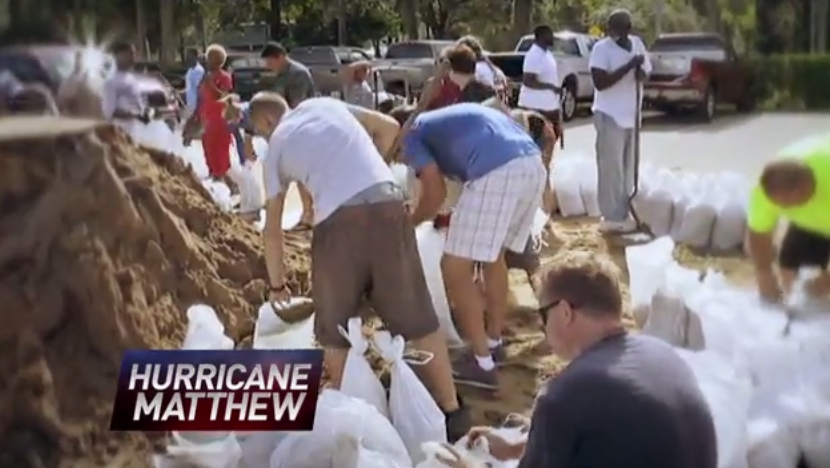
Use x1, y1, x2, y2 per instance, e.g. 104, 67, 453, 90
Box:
514, 31, 596, 121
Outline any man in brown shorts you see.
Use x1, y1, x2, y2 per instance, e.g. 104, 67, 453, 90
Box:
247, 91, 471, 439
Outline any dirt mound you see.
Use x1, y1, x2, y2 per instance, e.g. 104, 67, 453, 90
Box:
0, 118, 311, 468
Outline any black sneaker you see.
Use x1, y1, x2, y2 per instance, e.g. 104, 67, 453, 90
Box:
452, 351, 499, 390
445, 396, 472, 443
491, 344, 508, 367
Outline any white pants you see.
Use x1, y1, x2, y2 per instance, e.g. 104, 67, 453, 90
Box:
445, 156, 547, 263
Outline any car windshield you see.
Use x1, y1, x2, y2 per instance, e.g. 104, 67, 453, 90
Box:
515, 36, 579, 55
229, 56, 265, 69
651, 36, 725, 52
290, 48, 337, 64
385, 43, 434, 59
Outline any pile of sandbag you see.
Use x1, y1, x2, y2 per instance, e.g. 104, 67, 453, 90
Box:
627, 237, 830, 468
552, 157, 750, 252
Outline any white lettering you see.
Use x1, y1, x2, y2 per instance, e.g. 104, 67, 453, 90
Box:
160, 393, 186, 421
272, 393, 306, 421
247, 392, 270, 421
128, 364, 153, 391
206, 392, 226, 420
226, 364, 246, 391
224, 392, 249, 420
133, 392, 164, 420
195, 364, 217, 391
173, 364, 196, 390
290, 364, 311, 390
183, 392, 205, 420
246, 365, 265, 390
267, 364, 291, 390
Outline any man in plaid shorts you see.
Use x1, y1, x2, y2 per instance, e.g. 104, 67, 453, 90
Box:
402, 102, 547, 389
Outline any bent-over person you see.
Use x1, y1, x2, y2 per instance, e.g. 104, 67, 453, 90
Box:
400, 103, 547, 389
248, 93, 470, 440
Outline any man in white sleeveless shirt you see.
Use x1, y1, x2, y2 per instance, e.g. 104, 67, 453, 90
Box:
247, 93, 471, 440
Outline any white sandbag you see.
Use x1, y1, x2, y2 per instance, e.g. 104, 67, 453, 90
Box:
335, 434, 413, 468
180, 142, 211, 179
228, 160, 264, 214
415, 442, 470, 468
165, 432, 242, 468
625, 236, 675, 326
181, 304, 234, 350
746, 399, 801, 468
253, 298, 316, 349
453, 427, 527, 468
390, 163, 411, 195
642, 285, 705, 351
281, 206, 303, 230
239, 432, 293, 468
640, 187, 675, 236
551, 158, 585, 217
201, 179, 234, 212
270, 390, 410, 468
375, 331, 446, 464
578, 160, 601, 217
711, 199, 747, 252
415, 223, 463, 348
676, 197, 717, 249
677, 349, 752, 468
339, 317, 389, 418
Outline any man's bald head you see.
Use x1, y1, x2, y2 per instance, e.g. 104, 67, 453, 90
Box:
760, 159, 816, 207
247, 92, 289, 137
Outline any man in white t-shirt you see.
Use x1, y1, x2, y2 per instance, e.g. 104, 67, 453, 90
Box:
247, 93, 471, 440
589, 10, 652, 233
102, 42, 149, 131
518, 25, 562, 143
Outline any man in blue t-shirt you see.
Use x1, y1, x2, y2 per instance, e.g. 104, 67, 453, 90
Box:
400, 95, 547, 390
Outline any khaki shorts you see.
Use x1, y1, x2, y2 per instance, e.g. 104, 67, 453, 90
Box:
311, 200, 440, 347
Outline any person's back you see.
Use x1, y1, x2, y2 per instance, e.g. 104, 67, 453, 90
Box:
526, 333, 717, 468
266, 97, 394, 223
408, 103, 538, 182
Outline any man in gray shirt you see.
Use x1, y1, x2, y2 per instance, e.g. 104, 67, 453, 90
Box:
261, 41, 316, 228
455, 251, 718, 468
261, 42, 315, 108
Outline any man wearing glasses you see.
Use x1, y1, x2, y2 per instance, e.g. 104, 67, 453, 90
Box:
450, 252, 717, 468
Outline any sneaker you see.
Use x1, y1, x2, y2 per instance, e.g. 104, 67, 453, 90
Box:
445, 396, 472, 443
491, 344, 508, 366
599, 219, 638, 234
452, 352, 499, 390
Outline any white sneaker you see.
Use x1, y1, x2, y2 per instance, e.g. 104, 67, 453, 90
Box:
599, 219, 638, 233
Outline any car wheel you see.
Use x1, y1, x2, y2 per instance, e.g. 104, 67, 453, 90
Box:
560, 84, 577, 122
698, 85, 716, 122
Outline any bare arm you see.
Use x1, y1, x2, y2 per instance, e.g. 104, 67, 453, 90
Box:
747, 230, 777, 273
347, 104, 401, 158
411, 163, 447, 225
522, 72, 559, 93
264, 193, 288, 289
591, 62, 636, 91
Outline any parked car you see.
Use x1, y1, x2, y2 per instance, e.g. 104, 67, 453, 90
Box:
373, 40, 456, 96
514, 31, 597, 121
226, 52, 268, 101
486, 52, 523, 107
0, 45, 181, 128
645, 32, 755, 121
289, 45, 373, 97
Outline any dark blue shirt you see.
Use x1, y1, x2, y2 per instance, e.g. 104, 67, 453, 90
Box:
403, 103, 539, 182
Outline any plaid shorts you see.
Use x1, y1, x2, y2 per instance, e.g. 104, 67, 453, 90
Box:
445, 155, 547, 262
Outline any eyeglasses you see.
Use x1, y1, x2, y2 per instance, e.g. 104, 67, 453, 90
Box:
536, 299, 563, 325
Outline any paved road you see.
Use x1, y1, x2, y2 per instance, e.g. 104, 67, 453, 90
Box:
559, 111, 829, 177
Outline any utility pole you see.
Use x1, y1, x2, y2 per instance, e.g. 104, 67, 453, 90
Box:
336, 0, 346, 45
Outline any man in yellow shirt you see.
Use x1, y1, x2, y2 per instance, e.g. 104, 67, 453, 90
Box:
747, 134, 830, 302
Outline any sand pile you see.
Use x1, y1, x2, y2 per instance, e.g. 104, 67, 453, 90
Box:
0, 117, 311, 468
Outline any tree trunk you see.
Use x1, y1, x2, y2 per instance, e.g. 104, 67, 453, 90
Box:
510, 0, 533, 47
401, 0, 419, 39
135, 0, 147, 58
159, 0, 175, 65
269, 0, 282, 40
336, 0, 347, 45
815, 0, 828, 52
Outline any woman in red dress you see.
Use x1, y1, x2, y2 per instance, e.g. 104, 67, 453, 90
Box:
197, 44, 234, 180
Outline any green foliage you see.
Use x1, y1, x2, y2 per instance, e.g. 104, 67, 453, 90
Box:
751, 54, 830, 110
